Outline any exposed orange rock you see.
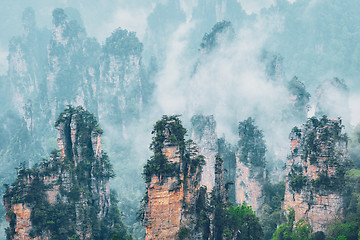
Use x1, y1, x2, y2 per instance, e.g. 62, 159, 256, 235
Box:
4, 107, 113, 240
144, 144, 202, 239
235, 160, 263, 212
283, 118, 348, 232
143, 117, 206, 240
13, 203, 32, 240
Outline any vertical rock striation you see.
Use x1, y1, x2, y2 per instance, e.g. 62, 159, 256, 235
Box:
3, 106, 128, 240
235, 117, 267, 212
191, 115, 218, 193
283, 117, 349, 232
142, 116, 208, 239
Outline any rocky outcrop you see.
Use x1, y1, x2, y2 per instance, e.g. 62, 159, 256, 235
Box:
283, 117, 349, 232
235, 117, 266, 212
98, 28, 144, 132
142, 116, 205, 239
47, 8, 101, 116
3, 106, 127, 240
191, 115, 218, 192
235, 161, 264, 212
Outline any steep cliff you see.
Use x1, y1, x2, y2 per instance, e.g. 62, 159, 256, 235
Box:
283, 116, 350, 232
235, 117, 267, 212
142, 116, 207, 239
141, 115, 266, 240
191, 115, 218, 193
3, 106, 130, 240
99, 28, 144, 131
47, 8, 101, 116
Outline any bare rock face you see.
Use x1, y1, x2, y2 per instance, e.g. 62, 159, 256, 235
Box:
235, 117, 267, 212
235, 161, 264, 212
191, 115, 218, 192
283, 117, 349, 232
47, 9, 100, 116
98, 28, 144, 134
142, 116, 207, 239
3, 106, 123, 240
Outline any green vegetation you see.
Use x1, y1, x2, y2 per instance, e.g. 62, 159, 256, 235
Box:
177, 227, 190, 240
325, 169, 360, 240
200, 20, 234, 52
103, 28, 143, 58
194, 186, 211, 238
271, 209, 319, 240
223, 204, 263, 240
143, 115, 205, 183
238, 117, 267, 178
217, 138, 237, 203
261, 181, 287, 240
288, 116, 350, 193
3, 107, 131, 240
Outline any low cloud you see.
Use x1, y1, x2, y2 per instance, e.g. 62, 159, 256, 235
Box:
0, 47, 8, 75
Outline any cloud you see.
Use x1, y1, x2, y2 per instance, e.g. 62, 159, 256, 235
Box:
350, 94, 360, 126
0, 47, 8, 75
237, 0, 276, 14
92, 6, 152, 42
151, 11, 296, 165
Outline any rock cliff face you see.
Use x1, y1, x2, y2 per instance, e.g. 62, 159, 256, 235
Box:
3, 106, 128, 240
283, 117, 349, 232
98, 28, 144, 132
142, 116, 206, 239
47, 8, 101, 117
235, 161, 264, 212
191, 115, 218, 192
235, 118, 267, 212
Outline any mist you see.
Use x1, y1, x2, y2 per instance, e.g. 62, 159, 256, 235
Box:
0, 0, 359, 239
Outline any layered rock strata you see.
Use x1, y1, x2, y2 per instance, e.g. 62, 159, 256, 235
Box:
3, 106, 122, 240
283, 117, 349, 232
142, 116, 208, 239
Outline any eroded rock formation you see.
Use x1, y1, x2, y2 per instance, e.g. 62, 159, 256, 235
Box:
191, 115, 218, 193
283, 117, 349, 232
142, 116, 206, 239
235, 117, 266, 212
3, 106, 128, 240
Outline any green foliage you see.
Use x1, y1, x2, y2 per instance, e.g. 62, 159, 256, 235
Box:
325, 168, 360, 240
194, 186, 211, 238
55, 105, 103, 134
103, 28, 143, 58
271, 209, 328, 240
288, 116, 350, 193
143, 154, 179, 183
271, 208, 295, 240
143, 115, 205, 183
177, 227, 190, 240
224, 204, 263, 240
261, 181, 286, 240
4, 107, 131, 239
200, 21, 234, 52
289, 174, 307, 193
238, 117, 267, 171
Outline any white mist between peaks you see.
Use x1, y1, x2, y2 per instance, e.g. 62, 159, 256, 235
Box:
0, 47, 8, 75
152, 11, 295, 164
